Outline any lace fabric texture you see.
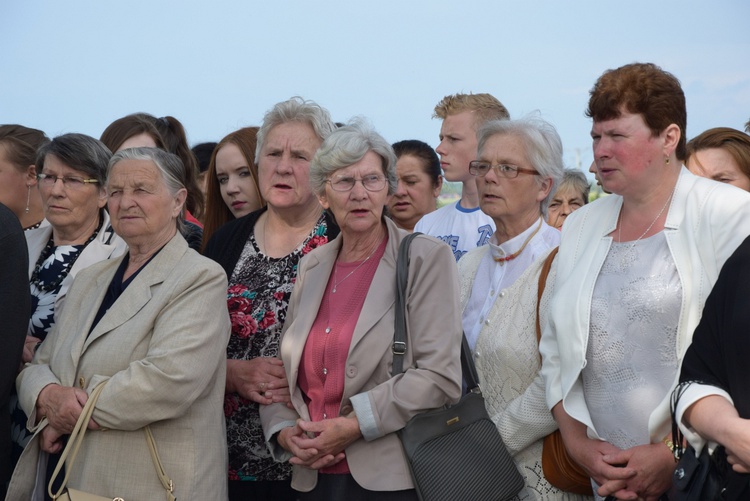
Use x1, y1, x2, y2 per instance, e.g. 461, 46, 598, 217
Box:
584, 233, 681, 500
459, 247, 592, 501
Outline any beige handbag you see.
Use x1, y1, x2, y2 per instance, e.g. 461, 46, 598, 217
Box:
48, 381, 176, 501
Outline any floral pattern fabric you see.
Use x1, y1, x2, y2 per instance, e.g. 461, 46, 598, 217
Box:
225, 214, 331, 482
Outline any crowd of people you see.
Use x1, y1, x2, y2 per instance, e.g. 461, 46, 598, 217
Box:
1, 61, 750, 501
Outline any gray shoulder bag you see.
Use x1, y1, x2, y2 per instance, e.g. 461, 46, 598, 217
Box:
394, 233, 524, 501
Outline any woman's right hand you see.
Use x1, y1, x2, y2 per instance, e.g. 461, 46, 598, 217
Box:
226, 357, 290, 405
22, 335, 42, 364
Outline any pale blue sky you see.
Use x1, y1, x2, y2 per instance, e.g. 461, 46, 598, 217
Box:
2, 1, 748, 173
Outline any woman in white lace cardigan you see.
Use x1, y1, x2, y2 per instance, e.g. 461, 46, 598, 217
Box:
459, 117, 588, 500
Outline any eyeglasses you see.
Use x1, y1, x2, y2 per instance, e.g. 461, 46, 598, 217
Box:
328, 174, 387, 192
37, 173, 99, 189
468, 161, 538, 178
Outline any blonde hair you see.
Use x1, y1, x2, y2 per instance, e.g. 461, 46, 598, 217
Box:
433, 93, 510, 128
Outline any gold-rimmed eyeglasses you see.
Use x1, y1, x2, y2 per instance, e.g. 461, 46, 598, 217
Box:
468, 161, 538, 178
37, 173, 99, 189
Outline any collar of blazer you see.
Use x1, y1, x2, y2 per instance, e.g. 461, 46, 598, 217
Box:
83, 232, 189, 350
283, 219, 404, 382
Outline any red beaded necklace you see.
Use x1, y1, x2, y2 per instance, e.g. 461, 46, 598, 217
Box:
492, 218, 542, 264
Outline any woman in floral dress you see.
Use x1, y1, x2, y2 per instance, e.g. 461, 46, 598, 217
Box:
203, 97, 338, 501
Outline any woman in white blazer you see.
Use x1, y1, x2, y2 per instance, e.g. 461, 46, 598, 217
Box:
8, 147, 230, 500
539, 62, 750, 501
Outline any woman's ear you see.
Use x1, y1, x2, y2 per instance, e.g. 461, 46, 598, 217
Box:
173, 188, 188, 217
661, 123, 681, 157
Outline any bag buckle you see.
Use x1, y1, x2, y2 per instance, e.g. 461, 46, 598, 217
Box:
392, 341, 406, 355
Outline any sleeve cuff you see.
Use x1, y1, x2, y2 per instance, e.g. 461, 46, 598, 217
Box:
675, 383, 733, 455
350, 393, 379, 441
264, 420, 297, 462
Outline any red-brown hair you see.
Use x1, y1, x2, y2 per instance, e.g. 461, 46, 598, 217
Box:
586, 63, 687, 160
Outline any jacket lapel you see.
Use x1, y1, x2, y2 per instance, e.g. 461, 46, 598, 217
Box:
83, 234, 186, 351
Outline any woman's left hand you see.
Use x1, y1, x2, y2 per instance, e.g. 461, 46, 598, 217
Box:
287, 416, 362, 470
39, 424, 65, 454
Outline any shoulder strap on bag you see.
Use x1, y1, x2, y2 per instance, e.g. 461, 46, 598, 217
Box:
535, 247, 559, 347
392, 233, 481, 391
49, 381, 175, 501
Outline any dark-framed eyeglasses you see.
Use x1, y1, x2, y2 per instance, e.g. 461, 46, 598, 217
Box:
37, 173, 99, 189
468, 161, 538, 178
328, 174, 387, 192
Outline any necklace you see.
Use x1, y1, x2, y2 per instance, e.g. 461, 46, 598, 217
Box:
617, 185, 675, 247
332, 244, 379, 293
30, 223, 101, 293
493, 217, 543, 264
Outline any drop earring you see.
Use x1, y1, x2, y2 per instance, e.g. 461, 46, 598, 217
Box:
25, 185, 31, 213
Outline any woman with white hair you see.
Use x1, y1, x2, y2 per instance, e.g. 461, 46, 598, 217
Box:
202, 97, 340, 500
459, 117, 587, 499
260, 121, 462, 500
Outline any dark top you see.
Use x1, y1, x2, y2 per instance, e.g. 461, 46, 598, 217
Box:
202, 207, 339, 482
680, 234, 750, 500
0, 203, 30, 496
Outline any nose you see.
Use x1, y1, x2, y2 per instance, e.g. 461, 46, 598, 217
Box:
560, 202, 573, 216
349, 179, 368, 199
225, 176, 240, 195
435, 139, 447, 157
48, 177, 66, 196
592, 137, 611, 161
275, 152, 294, 175
394, 179, 407, 197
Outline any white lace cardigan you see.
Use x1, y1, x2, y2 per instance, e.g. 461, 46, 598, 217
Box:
458, 246, 591, 501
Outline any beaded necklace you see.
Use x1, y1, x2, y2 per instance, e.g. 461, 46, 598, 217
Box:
492, 217, 543, 264
30, 220, 102, 293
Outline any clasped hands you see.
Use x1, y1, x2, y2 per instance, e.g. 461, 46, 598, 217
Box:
226, 357, 291, 406
278, 416, 362, 470
36, 384, 99, 454
570, 436, 674, 501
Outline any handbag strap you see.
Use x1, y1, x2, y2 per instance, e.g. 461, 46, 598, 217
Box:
392, 233, 481, 391
535, 247, 559, 348
48, 381, 175, 501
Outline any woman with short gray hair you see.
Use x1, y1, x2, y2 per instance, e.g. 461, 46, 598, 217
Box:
11, 133, 127, 465
458, 118, 583, 499
260, 121, 462, 500
203, 97, 340, 501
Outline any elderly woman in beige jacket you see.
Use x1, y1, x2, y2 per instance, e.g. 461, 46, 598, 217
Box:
7, 147, 230, 500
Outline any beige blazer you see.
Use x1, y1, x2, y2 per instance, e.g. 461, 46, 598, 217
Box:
7, 233, 230, 501
260, 218, 462, 492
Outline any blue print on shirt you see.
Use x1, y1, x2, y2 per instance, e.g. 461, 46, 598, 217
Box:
477, 224, 493, 247
436, 235, 466, 261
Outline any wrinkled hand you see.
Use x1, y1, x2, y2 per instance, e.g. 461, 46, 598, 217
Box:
279, 417, 361, 470
598, 443, 674, 500
226, 357, 290, 405
40, 424, 65, 454
22, 335, 43, 365
36, 384, 89, 433
564, 435, 636, 498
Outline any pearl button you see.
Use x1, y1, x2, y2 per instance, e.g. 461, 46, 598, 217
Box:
484, 319, 490, 325
499, 291, 506, 298
323, 413, 327, 419
325, 327, 331, 334
323, 368, 328, 375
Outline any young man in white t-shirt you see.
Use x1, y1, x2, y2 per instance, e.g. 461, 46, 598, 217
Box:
415, 93, 510, 261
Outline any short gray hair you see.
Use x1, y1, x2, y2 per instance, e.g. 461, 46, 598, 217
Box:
107, 147, 188, 232
310, 120, 398, 196
255, 96, 337, 161
37, 133, 111, 185
477, 116, 564, 215
556, 169, 590, 204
